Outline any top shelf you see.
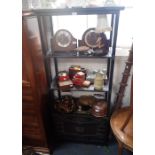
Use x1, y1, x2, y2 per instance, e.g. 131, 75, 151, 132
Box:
32, 6, 125, 16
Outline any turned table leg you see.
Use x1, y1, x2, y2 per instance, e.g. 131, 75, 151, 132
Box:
118, 141, 123, 155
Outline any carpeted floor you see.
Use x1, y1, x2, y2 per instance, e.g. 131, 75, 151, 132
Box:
52, 141, 133, 155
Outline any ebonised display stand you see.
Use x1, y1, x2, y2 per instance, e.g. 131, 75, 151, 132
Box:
31, 6, 125, 145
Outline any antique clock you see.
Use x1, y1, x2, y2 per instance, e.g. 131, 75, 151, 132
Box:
83, 28, 100, 48
78, 28, 109, 55
51, 29, 77, 52
83, 28, 109, 48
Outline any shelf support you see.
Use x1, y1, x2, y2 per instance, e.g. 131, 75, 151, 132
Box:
110, 13, 114, 47
107, 12, 120, 116
54, 58, 61, 99
37, 15, 52, 87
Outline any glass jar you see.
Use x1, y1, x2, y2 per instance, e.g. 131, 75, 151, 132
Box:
94, 71, 104, 90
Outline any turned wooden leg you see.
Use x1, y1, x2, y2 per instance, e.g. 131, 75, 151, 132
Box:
118, 141, 123, 155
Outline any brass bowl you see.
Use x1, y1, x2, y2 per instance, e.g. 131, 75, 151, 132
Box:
78, 95, 96, 107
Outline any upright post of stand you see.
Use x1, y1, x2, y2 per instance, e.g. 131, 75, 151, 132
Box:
107, 12, 120, 116
37, 15, 52, 87
54, 58, 61, 99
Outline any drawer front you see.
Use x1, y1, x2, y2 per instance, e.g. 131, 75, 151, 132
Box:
22, 115, 42, 139
23, 126, 41, 136
22, 114, 39, 126
22, 100, 36, 114
22, 86, 33, 97
23, 132, 42, 140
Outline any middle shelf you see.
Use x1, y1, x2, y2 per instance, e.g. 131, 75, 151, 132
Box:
45, 47, 113, 59
50, 78, 109, 92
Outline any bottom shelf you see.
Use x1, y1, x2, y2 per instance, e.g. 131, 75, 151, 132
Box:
51, 111, 110, 145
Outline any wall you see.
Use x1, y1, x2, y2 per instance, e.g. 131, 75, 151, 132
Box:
112, 55, 132, 106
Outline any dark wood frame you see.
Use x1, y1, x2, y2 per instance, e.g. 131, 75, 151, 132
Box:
23, 6, 125, 145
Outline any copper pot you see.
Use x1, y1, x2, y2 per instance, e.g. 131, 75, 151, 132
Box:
91, 101, 107, 117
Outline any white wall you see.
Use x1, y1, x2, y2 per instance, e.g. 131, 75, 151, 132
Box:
112, 55, 132, 106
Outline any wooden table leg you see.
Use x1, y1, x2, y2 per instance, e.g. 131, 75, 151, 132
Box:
118, 141, 123, 155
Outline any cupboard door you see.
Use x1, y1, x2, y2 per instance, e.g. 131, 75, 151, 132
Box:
22, 15, 48, 147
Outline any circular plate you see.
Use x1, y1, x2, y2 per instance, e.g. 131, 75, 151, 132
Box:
82, 28, 107, 48
55, 29, 72, 48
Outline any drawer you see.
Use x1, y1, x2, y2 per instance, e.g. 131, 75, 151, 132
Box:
22, 114, 39, 127
23, 126, 40, 133
22, 101, 36, 115
23, 132, 42, 140
22, 87, 33, 96
22, 116, 42, 139
22, 95, 34, 102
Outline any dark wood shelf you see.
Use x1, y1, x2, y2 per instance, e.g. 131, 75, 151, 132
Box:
33, 6, 125, 16
24, 6, 124, 145
52, 109, 109, 118
50, 79, 109, 92
52, 111, 109, 120
46, 48, 112, 59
